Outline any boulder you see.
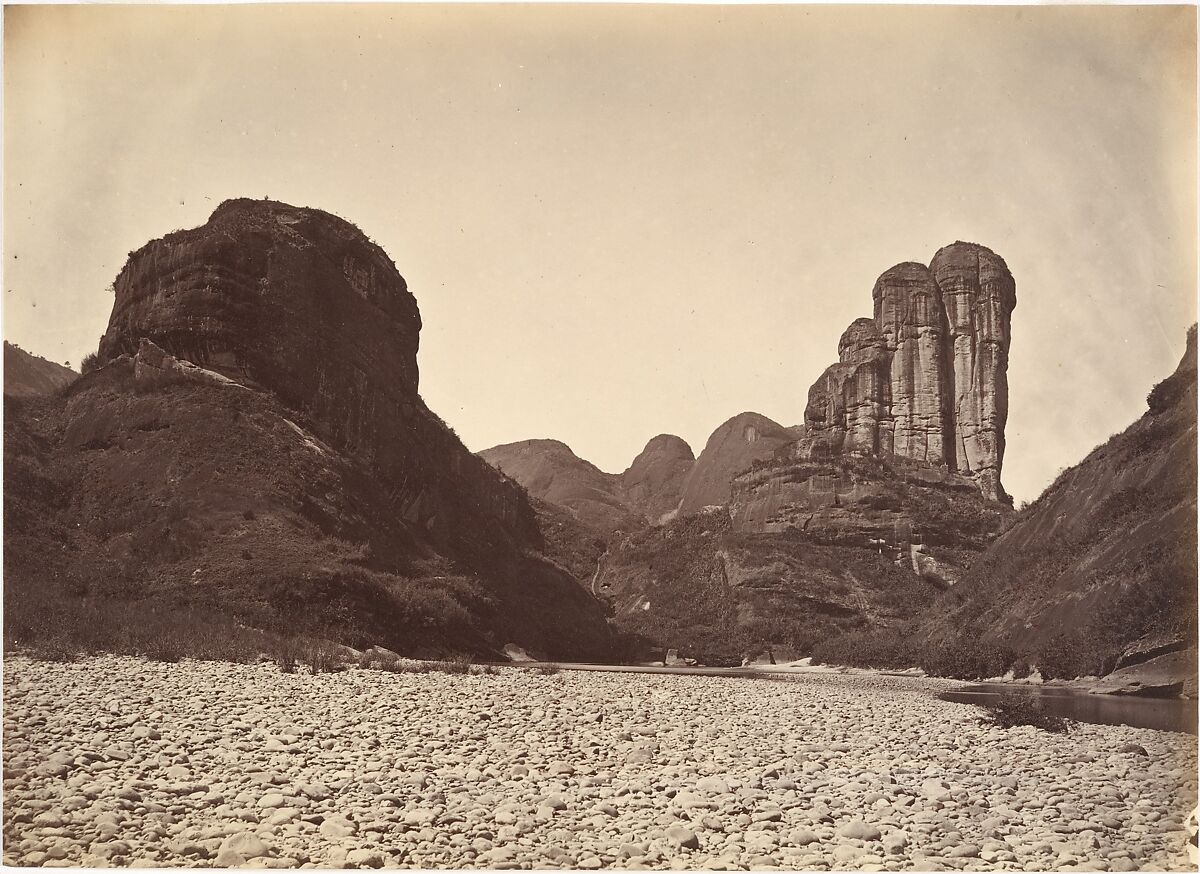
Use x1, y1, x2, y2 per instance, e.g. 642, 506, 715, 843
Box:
1090, 648, 1197, 698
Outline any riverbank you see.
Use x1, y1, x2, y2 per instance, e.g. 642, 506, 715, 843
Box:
4, 655, 1195, 870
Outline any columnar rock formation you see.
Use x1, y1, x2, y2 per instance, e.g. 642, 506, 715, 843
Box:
804, 242, 1016, 503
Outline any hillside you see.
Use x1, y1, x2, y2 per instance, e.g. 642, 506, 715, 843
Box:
919, 326, 1197, 679
3, 342, 77, 397
478, 439, 642, 533
479, 413, 793, 533
3, 200, 614, 661
677, 412, 796, 513
597, 452, 1007, 662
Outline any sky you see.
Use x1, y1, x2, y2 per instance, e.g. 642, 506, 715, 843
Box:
3, 3, 1196, 505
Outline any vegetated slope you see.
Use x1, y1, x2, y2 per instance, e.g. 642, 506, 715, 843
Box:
920, 325, 1198, 679
3, 199, 614, 661
4, 342, 77, 397
597, 451, 1008, 662
478, 439, 642, 533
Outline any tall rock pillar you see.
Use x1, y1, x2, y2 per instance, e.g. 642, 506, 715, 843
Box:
930, 242, 1017, 503
872, 262, 953, 467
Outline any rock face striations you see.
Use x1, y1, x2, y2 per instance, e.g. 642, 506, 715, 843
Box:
6, 200, 613, 660
804, 242, 1016, 503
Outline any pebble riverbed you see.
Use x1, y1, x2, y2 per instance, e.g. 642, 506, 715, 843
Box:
3, 655, 1196, 870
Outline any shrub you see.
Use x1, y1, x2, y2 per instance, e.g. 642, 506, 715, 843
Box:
426, 657, 473, 675
274, 638, 302, 673
977, 691, 1071, 733
534, 664, 560, 676
80, 352, 100, 374
303, 640, 344, 675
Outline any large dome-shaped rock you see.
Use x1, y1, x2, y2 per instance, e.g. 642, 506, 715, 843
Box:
99, 199, 422, 472
618, 434, 695, 522
678, 412, 795, 513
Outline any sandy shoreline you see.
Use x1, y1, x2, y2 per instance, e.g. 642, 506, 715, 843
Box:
3, 655, 1195, 870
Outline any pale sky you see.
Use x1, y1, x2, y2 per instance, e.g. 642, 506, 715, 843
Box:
4, 4, 1196, 504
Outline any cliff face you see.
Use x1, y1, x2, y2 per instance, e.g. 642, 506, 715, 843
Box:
4, 343, 77, 397
803, 242, 1016, 503
96, 199, 539, 556
6, 200, 614, 660
920, 326, 1197, 678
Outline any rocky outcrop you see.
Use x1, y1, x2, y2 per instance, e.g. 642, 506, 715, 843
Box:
931, 243, 1017, 501
3, 343, 77, 397
618, 434, 695, 522
1090, 648, 1197, 698
873, 263, 952, 465
597, 448, 1010, 660
678, 412, 796, 513
803, 242, 1016, 503
921, 325, 1197, 680
6, 199, 615, 660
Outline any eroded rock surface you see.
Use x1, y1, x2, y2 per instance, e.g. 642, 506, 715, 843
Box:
803, 242, 1016, 503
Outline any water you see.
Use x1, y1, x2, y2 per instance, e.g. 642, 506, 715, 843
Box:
941, 683, 1198, 734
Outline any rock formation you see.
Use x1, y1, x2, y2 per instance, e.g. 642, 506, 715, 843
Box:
6, 199, 614, 660
3, 342, 77, 397
803, 242, 1016, 503
677, 412, 796, 513
618, 434, 695, 522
